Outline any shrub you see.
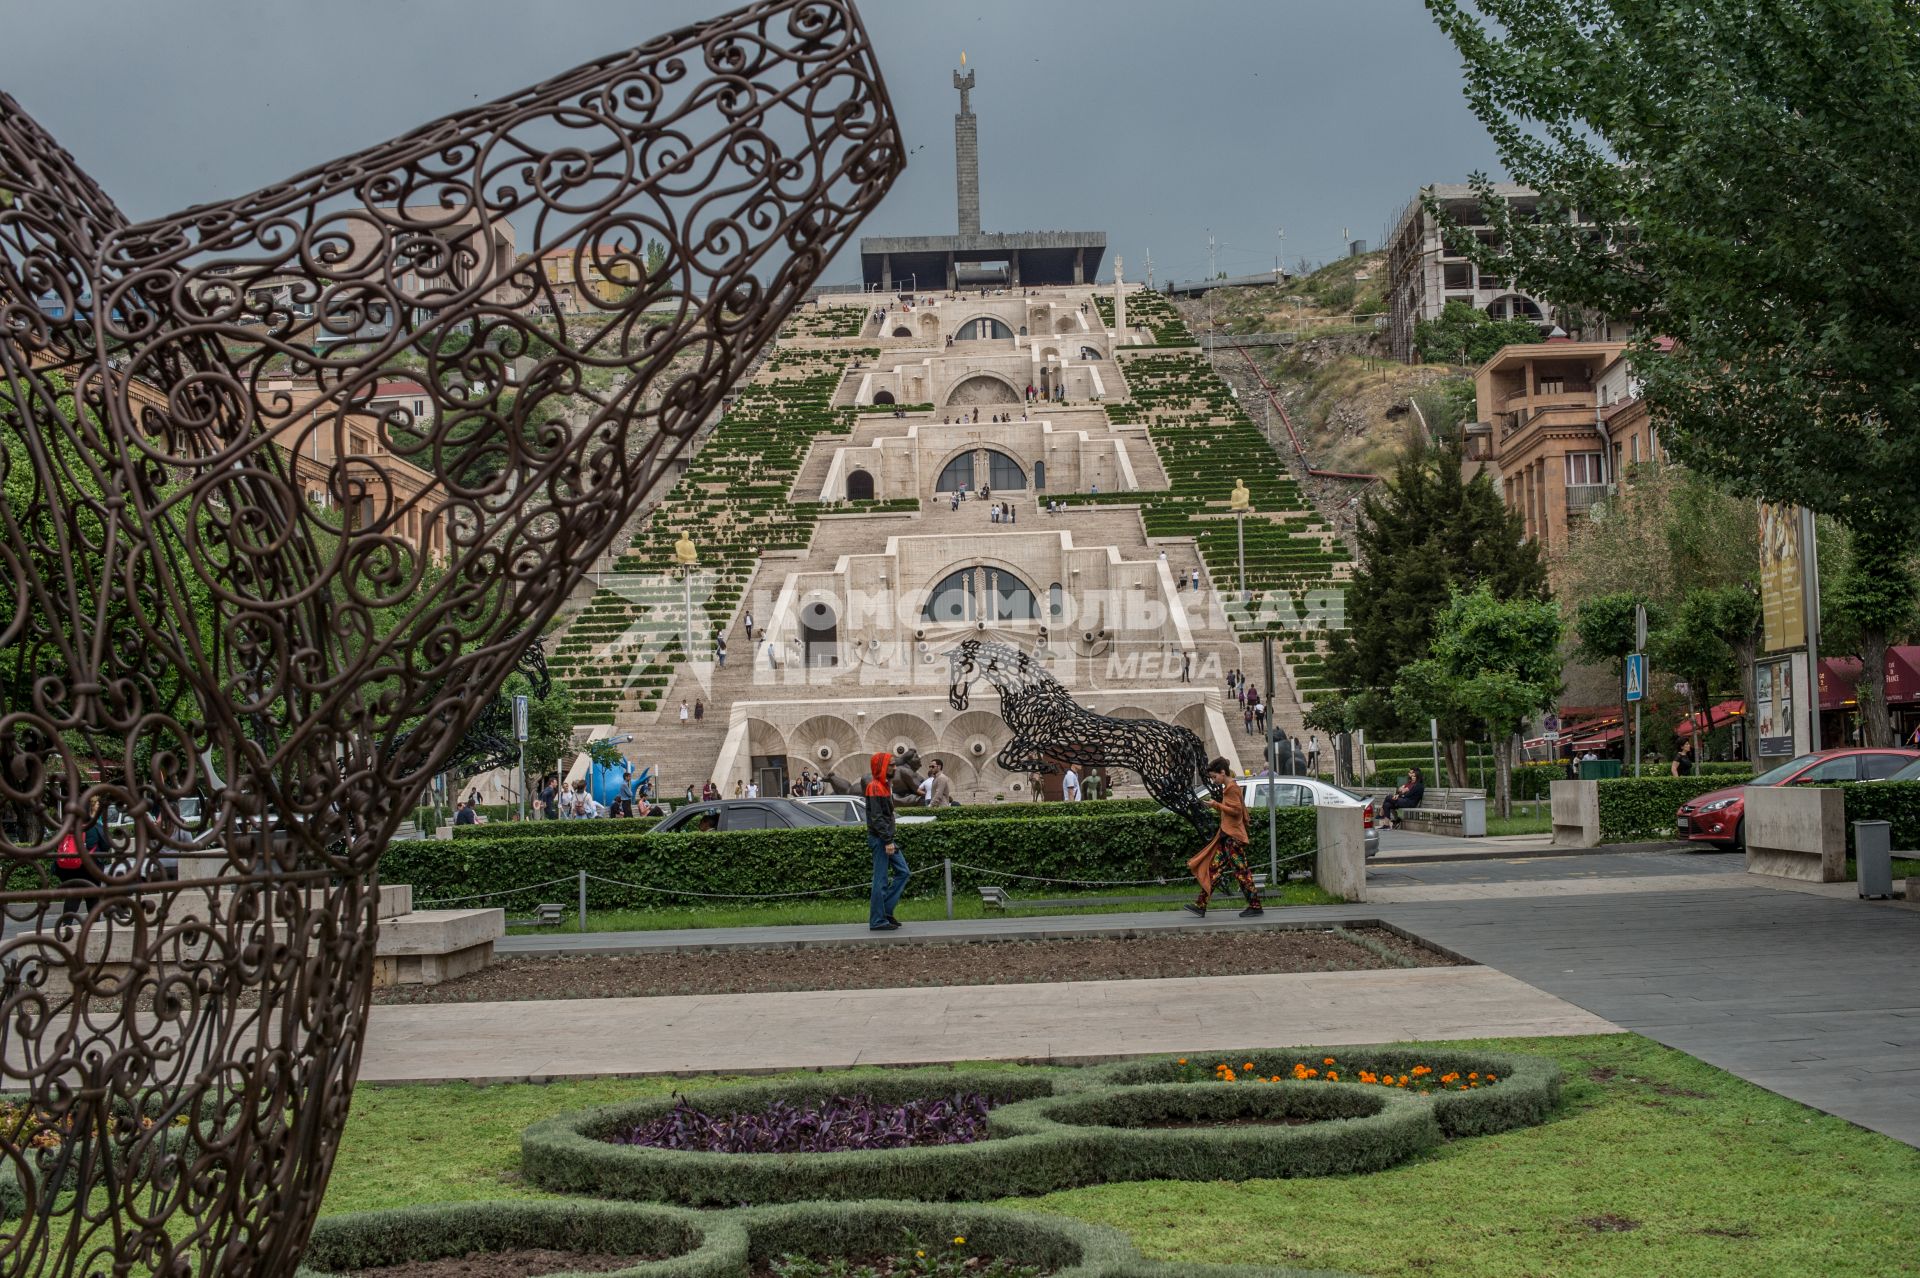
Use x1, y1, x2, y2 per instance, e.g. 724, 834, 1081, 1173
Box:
1837, 780, 1920, 853
518, 1056, 1497, 1207
1083, 1046, 1562, 1139
305, 1198, 1355, 1278
380, 809, 1319, 913
616, 1093, 994, 1154
298, 1200, 739, 1278
1594, 776, 1733, 842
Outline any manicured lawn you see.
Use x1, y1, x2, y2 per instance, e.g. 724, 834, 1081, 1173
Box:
513, 881, 1341, 934
323, 1034, 1920, 1276
1484, 810, 1551, 836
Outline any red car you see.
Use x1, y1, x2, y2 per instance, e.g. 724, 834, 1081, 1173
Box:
1676, 748, 1920, 849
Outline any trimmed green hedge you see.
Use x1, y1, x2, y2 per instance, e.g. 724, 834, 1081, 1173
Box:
520, 1069, 1436, 1207
379, 809, 1320, 911
299, 1200, 734, 1278
1084, 1046, 1562, 1140
521, 1050, 1562, 1209
930, 799, 1164, 821
1838, 780, 1920, 853
302, 1199, 1356, 1278
1595, 776, 1733, 842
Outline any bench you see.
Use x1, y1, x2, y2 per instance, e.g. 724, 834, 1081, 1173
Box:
978, 874, 1270, 912
506, 902, 568, 928
1385, 797, 1487, 838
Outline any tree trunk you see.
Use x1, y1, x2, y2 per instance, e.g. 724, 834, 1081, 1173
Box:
1734, 640, 1758, 763
1859, 628, 1894, 747
1445, 737, 1469, 788
1494, 733, 1513, 818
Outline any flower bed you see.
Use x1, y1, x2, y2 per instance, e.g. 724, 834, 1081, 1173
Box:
614, 1093, 993, 1154
1083, 1046, 1562, 1138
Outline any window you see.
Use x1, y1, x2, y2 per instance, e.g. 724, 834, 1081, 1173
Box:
1860, 754, 1910, 781
986, 450, 1026, 490
1564, 452, 1606, 485
1796, 757, 1860, 783
935, 453, 975, 493
723, 805, 781, 830
1629, 433, 1640, 464
1537, 377, 1564, 396
923, 566, 1039, 623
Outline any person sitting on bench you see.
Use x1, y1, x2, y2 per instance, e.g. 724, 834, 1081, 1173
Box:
1384, 767, 1425, 828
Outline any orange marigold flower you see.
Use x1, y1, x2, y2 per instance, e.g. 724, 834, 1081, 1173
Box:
1412, 1065, 1431, 1076
1244, 1061, 1256, 1071
1326, 1071, 1339, 1081
1399, 1075, 1410, 1085
1323, 1057, 1336, 1065
1459, 1085, 1470, 1091
1177, 1058, 1187, 1065
1469, 1072, 1479, 1080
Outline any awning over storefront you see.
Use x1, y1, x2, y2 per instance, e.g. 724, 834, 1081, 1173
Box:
1675, 698, 1745, 738
1819, 646, 1920, 711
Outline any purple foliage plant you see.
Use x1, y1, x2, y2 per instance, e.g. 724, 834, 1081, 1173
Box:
614, 1092, 995, 1154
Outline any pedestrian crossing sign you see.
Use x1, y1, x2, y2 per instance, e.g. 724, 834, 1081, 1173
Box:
1625, 653, 1645, 702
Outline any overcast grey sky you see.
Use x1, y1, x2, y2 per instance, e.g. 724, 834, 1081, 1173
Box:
2, 0, 1506, 284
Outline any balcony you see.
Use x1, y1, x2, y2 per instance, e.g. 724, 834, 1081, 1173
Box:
1565, 483, 1617, 515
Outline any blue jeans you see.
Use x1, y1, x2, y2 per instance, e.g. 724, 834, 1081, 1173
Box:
868, 834, 910, 927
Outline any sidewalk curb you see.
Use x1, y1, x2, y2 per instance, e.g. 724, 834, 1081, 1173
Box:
1373, 839, 1698, 866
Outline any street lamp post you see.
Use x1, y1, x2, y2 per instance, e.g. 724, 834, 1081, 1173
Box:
674, 532, 699, 663
1228, 477, 1251, 600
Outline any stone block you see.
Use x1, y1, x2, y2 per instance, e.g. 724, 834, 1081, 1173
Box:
1744, 786, 1846, 882
1550, 780, 1599, 847
373, 908, 504, 987
1315, 804, 1366, 902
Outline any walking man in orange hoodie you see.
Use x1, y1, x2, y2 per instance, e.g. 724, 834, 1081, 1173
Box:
865, 752, 911, 931
1185, 757, 1262, 918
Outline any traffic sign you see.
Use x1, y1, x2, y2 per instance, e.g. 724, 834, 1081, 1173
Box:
513, 694, 529, 742
1625, 653, 1646, 703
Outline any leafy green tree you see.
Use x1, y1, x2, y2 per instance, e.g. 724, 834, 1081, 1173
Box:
1411, 299, 1546, 366
1425, 0, 1920, 531
1655, 591, 1737, 756
1700, 585, 1763, 762
515, 675, 578, 780
1572, 592, 1660, 766
1396, 585, 1564, 814
1823, 522, 1918, 748
1324, 435, 1545, 759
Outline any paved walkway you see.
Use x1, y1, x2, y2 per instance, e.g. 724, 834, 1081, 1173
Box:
373, 849, 1920, 1147
359, 966, 1617, 1083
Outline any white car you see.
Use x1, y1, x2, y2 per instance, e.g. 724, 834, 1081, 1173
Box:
1232, 776, 1380, 858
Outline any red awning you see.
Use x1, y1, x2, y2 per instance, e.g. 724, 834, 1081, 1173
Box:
1568, 725, 1625, 748
1820, 645, 1920, 711
1675, 698, 1744, 738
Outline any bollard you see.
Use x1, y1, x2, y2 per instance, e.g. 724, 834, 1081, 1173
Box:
1854, 819, 1894, 899
578, 869, 588, 931
944, 858, 954, 920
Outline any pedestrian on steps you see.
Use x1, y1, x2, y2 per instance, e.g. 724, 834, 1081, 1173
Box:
693, 699, 704, 723
1185, 757, 1262, 919
679, 699, 690, 727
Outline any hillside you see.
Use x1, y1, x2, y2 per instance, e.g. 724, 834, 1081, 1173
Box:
1171, 253, 1475, 533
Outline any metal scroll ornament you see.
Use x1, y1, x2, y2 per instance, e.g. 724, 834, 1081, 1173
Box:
0, 3, 900, 1273
946, 639, 1213, 829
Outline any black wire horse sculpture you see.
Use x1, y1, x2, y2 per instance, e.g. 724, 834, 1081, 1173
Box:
0, 4, 899, 1275
947, 638, 1213, 831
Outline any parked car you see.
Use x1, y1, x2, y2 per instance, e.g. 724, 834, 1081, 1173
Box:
1876, 756, 1920, 783
790, 794, 937, 826
1675, 748, 1920, 850
651, 799, 845, 833
1220, 776, 1380, 859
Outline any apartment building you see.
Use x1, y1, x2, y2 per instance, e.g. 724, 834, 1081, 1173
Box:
1385, 182, 1631, 363
1464, 339, 1665, 552
530, 243, 644, 315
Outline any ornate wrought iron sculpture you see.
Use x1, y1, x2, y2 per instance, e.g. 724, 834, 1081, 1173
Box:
0, 4, 900, 1274
946, 639, 1212, 828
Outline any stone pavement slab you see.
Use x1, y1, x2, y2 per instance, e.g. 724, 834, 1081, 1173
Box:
357, 965, 1618, 1083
